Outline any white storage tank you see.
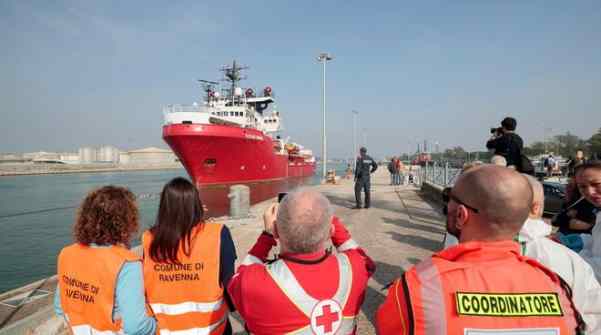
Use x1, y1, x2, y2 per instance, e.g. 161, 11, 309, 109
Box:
78, 147, 97, 163
97, 146, 119, 163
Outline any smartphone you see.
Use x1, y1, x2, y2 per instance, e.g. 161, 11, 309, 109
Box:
278, 192, 288, 203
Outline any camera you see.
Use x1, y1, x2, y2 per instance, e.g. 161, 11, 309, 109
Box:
490, 127, 503, 136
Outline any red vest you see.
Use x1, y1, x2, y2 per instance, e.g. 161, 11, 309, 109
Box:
57, 243, 139, 334
143, 223, 227, 335
401, 241, 583, 334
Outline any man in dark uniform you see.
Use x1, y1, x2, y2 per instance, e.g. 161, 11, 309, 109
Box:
354, 147, 378, 209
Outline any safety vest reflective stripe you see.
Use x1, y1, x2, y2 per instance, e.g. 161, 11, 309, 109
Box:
71, 324, 124, 335
241, 254, 263, 266
158, 314, 226, 335
150, 299, 224, 315
414, 258, 446, 335
336, 239, 359, 252
267, 253, 352, 317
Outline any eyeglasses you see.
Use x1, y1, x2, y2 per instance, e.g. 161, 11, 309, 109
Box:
442, 187, 480, 214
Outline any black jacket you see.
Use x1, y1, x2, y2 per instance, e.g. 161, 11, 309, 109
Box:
355, 155, 378, 180
486, 132, 523, 166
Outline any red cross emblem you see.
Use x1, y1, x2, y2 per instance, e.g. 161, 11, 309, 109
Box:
310, 299, 342, 335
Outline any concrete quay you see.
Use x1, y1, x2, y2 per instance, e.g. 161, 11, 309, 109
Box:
0, 168, 446, 335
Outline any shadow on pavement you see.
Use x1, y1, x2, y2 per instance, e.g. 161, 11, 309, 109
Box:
372, 261, 404, 287
325, 193, 355, 209
360, 261, 405, 330
381, 216, 445, 235
360, 285, 386, 331
386, 231, 442, 252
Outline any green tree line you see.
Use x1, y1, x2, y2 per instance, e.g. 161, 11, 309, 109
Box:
397, 128, 601, 162
522, 128, 601, 158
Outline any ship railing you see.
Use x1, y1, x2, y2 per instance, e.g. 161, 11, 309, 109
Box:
163, 104, 211, 114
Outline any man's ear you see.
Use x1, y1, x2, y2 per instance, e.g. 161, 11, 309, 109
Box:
531, 201, 543, 217
456, 205, 469, 230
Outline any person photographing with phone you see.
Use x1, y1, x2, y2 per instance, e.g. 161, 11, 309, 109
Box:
228, 188, 375, 334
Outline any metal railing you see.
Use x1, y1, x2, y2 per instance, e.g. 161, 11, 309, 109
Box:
163, 104, 208, 114
420, 161, 462, 187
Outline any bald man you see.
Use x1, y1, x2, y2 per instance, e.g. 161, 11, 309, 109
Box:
519, 175, 601, 333
228, 188, 375, 334
376, 166, 584, 334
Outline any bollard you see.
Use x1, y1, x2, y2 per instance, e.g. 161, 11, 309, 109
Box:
228, 185, 250, 218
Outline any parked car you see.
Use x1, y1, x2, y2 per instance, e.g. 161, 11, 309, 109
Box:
542, 182, 566, 216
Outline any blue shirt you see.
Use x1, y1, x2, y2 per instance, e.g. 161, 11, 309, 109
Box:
54, 253, 156, 335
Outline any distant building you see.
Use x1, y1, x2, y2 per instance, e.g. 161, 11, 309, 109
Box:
78, 147, 97, 163
97, 145, 120, 163
119, 151, 131, 164
125, 147, 176, 164
58, 153, 80, 164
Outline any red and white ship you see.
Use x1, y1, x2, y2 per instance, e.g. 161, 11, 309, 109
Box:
162, 61, 316, 186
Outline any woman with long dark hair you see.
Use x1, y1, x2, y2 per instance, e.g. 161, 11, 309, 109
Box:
142, 177, 236, 335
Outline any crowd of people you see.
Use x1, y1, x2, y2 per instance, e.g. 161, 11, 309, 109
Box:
53, 121, 601, 334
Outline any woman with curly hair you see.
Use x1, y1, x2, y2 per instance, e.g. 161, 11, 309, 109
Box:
142, 177, 236, 335
54, 186, 156, 335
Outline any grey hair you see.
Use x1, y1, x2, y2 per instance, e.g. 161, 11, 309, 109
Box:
276, 188, 333, 253
523, 174, 544, 216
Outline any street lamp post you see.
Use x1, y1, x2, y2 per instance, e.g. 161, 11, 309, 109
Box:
362, 128, 368, 147
317, 52, 334, 180
352, 110, 358, 171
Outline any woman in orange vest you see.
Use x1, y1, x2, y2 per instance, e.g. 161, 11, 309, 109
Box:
142, 177, 236, 335
54, 186, 157, 334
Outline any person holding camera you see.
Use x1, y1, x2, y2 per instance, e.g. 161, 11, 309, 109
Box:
227, 189, 375, 334
486, 117, 524, 169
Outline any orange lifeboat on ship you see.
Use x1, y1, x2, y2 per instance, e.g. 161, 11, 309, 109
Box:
285, 143, 300, 155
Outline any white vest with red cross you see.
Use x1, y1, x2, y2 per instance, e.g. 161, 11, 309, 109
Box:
264, 252, 356, 335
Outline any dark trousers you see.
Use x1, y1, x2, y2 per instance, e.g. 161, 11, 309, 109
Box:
355, 178, 371, 207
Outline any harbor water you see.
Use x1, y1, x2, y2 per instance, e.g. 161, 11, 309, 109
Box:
0, 164, 345, 293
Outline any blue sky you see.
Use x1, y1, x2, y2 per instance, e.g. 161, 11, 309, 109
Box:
1, 0, 600, 159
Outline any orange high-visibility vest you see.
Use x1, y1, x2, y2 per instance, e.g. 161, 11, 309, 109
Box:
57, 243, 139, 334
143, 223, 227, 335
386, 241, 584, 334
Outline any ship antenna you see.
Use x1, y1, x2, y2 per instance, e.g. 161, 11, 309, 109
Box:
220, 60, 248, 105
198, 79, 219, 102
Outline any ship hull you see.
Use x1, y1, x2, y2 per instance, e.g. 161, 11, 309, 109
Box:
163, 124, 315, 186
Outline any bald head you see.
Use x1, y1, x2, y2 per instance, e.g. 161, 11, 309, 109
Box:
523, 174, 544, 219
276, 188, 333, 253
454, 165, 533, 239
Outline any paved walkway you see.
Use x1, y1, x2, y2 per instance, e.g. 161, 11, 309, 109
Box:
228, 169, 446, 334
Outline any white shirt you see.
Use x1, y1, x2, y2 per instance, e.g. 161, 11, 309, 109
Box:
520, 218, 601, 334
580, 212, 601, 284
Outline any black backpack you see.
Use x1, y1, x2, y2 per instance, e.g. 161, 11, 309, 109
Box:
518, 153, 535, 175
509, 134, 534, 175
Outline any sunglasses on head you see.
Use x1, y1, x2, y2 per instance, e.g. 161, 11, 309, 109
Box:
441, 187, 480, 214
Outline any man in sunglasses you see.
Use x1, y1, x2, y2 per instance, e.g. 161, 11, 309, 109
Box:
376, 165, 584, 334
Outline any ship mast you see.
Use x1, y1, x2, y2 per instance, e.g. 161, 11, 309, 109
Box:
221, 60, 248, 106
